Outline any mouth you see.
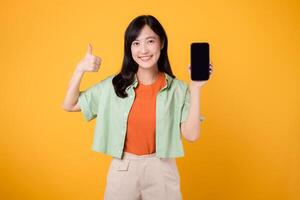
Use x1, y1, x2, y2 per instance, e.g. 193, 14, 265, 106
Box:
139, 55, 153, 62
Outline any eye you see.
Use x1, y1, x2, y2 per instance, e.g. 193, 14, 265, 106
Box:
132, 42, 139, 46
148, 40, 155, 43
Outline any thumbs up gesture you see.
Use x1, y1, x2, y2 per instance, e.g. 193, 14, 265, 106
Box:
76, 43, 102, 73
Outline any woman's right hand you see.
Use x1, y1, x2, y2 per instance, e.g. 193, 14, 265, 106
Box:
76, 43, 102, 73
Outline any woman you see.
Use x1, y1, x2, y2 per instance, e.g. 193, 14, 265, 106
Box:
62, 15, 212, 200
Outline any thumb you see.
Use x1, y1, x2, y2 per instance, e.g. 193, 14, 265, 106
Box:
86, 43, 93, 56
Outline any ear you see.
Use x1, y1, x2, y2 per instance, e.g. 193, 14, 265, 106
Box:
161, 40, 164, 50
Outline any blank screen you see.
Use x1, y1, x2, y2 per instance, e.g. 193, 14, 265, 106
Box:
191, 43, 210, 81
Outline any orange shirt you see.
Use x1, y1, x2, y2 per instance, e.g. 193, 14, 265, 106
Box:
124, 72, 166, 155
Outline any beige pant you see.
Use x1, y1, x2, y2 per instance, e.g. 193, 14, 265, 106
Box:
104, 152, 182, 200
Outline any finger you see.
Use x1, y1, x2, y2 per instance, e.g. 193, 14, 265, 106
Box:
90, 61, 100, 67
89, 56, 101, 65
90, 57, 101, 65
90, 58, 101, 66
90, 59, 96, 65
95, 56, 102, 64
86, 43, 93, 56
93, 60, 100, 66
89, 64, 99, 71
91, 57, 97, 63
92, 65, 100, 71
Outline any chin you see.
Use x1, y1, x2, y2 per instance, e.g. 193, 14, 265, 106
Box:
138, 63, 157, 69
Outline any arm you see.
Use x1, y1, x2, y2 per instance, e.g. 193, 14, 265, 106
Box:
62, 43, 101, 112
181, 83, 201, 142
181, 63, 213, 142
61, 68, 85, 112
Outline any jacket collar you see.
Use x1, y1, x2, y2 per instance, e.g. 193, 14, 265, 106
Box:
127, 72, 173, 91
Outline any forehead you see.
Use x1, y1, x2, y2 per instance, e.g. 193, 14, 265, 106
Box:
135, 25, 159, 41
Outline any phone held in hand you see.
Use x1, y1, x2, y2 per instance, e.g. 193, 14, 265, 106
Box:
191, 42, 210, 81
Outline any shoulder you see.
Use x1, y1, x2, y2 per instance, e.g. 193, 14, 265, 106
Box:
102, 74, 114, 83
94, 74, 116, 88
172, 78, 189, 91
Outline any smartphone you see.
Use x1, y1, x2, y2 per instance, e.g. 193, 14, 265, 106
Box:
191, 42, 210, 81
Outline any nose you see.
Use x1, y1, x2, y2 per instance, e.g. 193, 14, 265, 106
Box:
140, 42, 149, 53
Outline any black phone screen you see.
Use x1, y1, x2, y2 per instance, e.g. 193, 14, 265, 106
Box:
191, 42, 210, 81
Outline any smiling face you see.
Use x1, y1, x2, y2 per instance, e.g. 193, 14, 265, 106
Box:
131, 25, 164, 71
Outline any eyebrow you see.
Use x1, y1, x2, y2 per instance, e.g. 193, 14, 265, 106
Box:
134, 36, 157, 41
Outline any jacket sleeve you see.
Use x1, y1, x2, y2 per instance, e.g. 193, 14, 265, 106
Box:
180, 84, 205, 123
78, 81, 102, 122
180, 85, 190, 123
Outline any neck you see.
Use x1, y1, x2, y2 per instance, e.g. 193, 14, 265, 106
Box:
136, 66, 160, 85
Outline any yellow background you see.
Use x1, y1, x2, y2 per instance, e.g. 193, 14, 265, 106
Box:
1, 0, 299, 199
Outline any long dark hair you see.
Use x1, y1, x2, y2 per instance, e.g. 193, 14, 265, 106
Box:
112, 15, 175, 98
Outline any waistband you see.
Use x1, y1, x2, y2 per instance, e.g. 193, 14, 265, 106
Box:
122, 152, 157, 160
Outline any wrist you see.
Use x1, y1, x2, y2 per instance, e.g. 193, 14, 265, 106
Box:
189, 82, 201, 90
75, 66, 85, 74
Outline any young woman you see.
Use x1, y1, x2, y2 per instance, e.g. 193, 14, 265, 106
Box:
62, 15, 212, 200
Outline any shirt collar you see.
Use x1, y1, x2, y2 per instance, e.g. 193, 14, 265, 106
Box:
127, 72, 173, 91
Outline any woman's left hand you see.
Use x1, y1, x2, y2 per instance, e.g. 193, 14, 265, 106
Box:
188, 63, 213, 88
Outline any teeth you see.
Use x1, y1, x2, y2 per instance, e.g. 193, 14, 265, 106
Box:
140, 56, 152, 61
